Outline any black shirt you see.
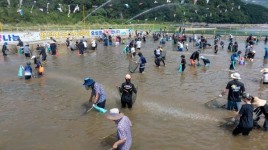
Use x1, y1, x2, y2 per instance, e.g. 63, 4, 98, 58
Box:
226, 80, 245, 102
190, 51, 199, 61
120, 82, 137, 101
238, 104, 253, 128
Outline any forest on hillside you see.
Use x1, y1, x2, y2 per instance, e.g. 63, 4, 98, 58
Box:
0, 0, 268, 24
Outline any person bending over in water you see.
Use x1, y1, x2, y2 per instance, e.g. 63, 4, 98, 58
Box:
83, 78, 107, 108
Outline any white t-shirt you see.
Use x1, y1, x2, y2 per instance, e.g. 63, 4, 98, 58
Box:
136, 41, 141, 48
263, 73, 268, 83
131, 47, 135, 54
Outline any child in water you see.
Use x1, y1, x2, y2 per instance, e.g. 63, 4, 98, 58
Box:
178, 55, 186, 72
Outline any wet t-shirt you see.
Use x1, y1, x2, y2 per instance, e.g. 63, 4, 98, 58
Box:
238, 104, 253, 128
226, 80, 245, 102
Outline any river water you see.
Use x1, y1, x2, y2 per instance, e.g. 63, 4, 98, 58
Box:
0, 36, 268, 150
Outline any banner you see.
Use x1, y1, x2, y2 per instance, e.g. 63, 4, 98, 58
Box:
0, 29, 130, 45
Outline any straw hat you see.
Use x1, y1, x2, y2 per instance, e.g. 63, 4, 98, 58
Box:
230, 72, 241, 80
252, 97, 267, 107
260, 68, 268, 73
106, 108, 124, 120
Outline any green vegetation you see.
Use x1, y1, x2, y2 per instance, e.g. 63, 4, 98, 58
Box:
0, 0, 268, 26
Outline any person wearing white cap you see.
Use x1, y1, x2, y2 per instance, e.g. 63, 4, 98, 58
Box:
260, 68, 268, 84
119, 74, 137, 108
220, 72, 245, 112
106, 108, 132, 150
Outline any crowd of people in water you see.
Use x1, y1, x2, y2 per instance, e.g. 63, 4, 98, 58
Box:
2, 28, 268, 149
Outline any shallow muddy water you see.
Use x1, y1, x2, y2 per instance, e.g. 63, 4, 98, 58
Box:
0, 35, 268, 150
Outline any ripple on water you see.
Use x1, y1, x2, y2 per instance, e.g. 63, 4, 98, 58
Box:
143, 101, 219, 122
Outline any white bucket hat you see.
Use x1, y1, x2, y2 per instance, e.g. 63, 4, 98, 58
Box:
106, 108, 124, 120
230, 72, 241, 80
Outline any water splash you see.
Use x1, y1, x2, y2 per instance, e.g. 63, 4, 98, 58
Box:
143, 101, 219, 122
79, 0, 112, 24
126, 3, 182, 23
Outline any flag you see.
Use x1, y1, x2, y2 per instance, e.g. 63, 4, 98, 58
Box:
194, 0, 197, 5
7, 0, 10, 6
167, 0, 171, 3
39, 8, 43, 12
19, 0, 23, 8
181, 0, 185, 4
206, 0, 209, 4
195, 10, 197, 13
154, 1, 158, 4
238, 5, 240, 9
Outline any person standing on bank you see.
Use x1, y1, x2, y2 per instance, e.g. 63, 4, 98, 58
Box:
83, 78, 107, 108
220, 73, 245, 112
232, 93, 254, 136
119, 74, 137, 109
106, 108, 132, 150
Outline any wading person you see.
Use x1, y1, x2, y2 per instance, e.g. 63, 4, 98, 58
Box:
2, 42, 8, 56
137, 52, 147, 73
252, 96, 268, 131
232, 93, 254, 136
78, 40, 85, 55
36, 44, 47, 62
230, 51, 242, 70
17, 38, 24, 54
190, 50, 200, 66
50, 41, 57, 55
23, 43, 31, 58
106, 108, 132, 150
178, 55, 186, 73
220, 73, 245, 112
83, 78, 106, 108
200, 56, 210, 67
22, 61, 33, 80
119, 74, 137, 108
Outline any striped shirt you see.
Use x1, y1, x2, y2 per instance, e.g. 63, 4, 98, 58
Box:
116, 116, 132, 150
92, 83, 106, 103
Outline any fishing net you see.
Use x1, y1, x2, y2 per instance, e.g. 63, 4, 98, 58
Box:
205, 98, 226, 109
128, 60, 139, 73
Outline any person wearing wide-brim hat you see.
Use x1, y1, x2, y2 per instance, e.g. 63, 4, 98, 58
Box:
251, 97, 268, 131
220, 72, 245, 112
232, 92, 254, 136
83, 78, 107, 108
106, 108, 132, 150
260, 68, 268, 84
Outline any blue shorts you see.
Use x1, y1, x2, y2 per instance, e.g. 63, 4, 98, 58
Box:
227, 100, 241, 112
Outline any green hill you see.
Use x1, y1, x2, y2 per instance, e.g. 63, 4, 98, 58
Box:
0, 0, 268, 25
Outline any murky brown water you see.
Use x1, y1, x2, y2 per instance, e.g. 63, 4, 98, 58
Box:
1, 35, 268, 150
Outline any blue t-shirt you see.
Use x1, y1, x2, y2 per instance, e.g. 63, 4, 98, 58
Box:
238, 104, 253, 128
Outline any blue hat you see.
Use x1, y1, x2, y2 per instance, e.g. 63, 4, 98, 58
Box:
83, 78, 95, 86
